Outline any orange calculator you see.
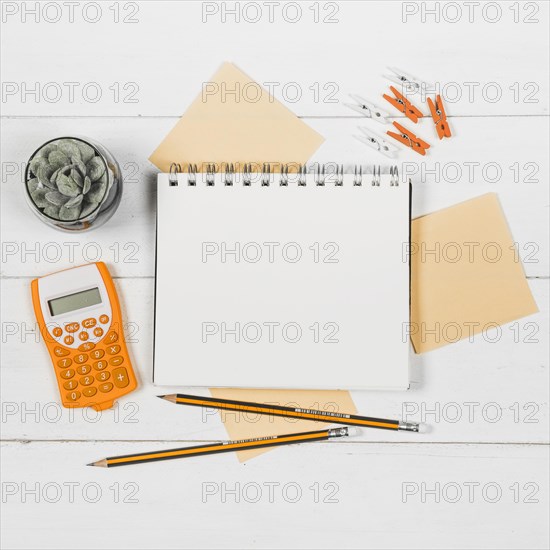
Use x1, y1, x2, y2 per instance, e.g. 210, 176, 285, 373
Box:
31, 262, 138, 411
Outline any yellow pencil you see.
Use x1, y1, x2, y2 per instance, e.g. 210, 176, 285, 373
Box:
159, 393, 420, 432
88, 427, 355, 468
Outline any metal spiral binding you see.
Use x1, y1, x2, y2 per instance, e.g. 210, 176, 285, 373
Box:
168, 163, 399, 186
169, 163, 181, 186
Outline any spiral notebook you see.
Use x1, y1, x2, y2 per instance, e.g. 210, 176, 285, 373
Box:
154, 165, 411, 390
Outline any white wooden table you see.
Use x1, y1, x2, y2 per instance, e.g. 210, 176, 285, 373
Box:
1, 2, 549, 548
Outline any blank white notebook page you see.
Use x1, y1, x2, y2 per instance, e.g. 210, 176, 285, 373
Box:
154, 172, 410, 389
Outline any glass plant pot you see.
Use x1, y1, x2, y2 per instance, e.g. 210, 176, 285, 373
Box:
25, 136, 122, 232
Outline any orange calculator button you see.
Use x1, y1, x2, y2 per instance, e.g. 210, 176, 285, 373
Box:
57, 358, 72, 368
105, 330, 118, 343
76, 364, 91, 375
96, 371, 110, 382
82, 318, 96, 328
60, 368, 75, 379
79, 342, 95, 351
74, 353, 88, 364
90, 349, 105, 360
112, 367, 129, 388
80, 375, 94, 386
107, 344, 121, 355
93, 327, 104, 337
65, 322, 79, 333
53, 346, 70, 357
109, 356, 124, 366
63, 380, 78, 390
99, 314, 109, 324
98, 382, 113, 393
52, 327, 63, 337
64, 335, 74, 345
93, 360, 108, 371
66, 391, 81, 401
79, 331, 89, 341
83, 387, 97, 397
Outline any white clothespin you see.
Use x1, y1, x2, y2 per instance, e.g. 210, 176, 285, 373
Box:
344, 94, 391, 124
353, 126, 399, 158
384, 67, 433, 94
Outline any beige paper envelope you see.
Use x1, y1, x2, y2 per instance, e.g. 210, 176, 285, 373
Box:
149, 62, 324, 172
411, 193, 538, 353
210, 388, 357, 462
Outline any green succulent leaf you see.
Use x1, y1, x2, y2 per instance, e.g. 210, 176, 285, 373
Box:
43, 204, 61, 218
59, 204, 82, 221
35, 143, 57, 159
57, 140, 81, 160
48, 150, 70, 169
56, 173, 80, 197
80, 198, 98, 218
70, 167, 83, 187
30, 188, 49, 208
27, 177, 39, 193
64, 194, 83, 208
37, 165, 57, 189
74, 140, 95, 164
73, 159, 87, 178
29, 157, 48, 176
82, 176, 92, 194
86, 156, 106, 181
86, 178, 107, 203
45, 191, 70, 207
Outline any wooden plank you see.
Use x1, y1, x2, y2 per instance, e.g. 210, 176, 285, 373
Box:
1, 277, 547, 443
2, 116, 548, 277
1, 1, 548, 116
1, 441, 548, 549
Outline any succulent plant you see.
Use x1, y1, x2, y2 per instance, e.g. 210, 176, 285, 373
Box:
26, 138, 110, 221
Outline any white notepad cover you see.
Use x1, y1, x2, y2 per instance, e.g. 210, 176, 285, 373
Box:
154, 172, 410, 389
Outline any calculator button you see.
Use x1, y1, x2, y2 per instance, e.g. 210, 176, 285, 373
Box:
99, 314, 109, 324
82, 318, 96, 329
63, 380, 78, 390
109, 356, 124, 366
74, 353, 88, 364
107, 344, 121, 355
79, 342, 95, 352
93, 360, 108, 371
79, 331, 89, 341
93, 327, 104, 337
60, 368, 75, 379
77, 364, 91, 375
80, 375, 94, 386
65, 322, 80, 333
96, 371, 111, 382
53, 346, 70, 357
98, 382, 113, 393
83, 387, 97, 397
90, 349, 105, 360
105, 330, 118, 343
112, 367, 129, 388
57, 358, 72, 368
52, 327, 63, 338
66, 391, 81, 401
64, 335, 74, 345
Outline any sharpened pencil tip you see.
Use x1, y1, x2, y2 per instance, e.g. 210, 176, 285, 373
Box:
87, 463, 95, 466
157, 395, 166, 399
158, 394, 177, 403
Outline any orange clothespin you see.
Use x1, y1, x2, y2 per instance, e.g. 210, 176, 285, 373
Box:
427, 94, 451, 139
383, 86, 424, 123
387, 121, 430, 156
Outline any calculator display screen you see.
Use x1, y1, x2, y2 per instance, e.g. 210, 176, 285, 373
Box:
48, 288, 102, 316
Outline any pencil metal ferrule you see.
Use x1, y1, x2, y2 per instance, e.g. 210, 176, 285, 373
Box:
328, 427, 350, 438
398, 421, 420, 432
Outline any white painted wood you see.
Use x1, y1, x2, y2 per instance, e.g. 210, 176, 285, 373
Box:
1, 441, 548, 550
2, 116, 549, 277
1, 277, 548, 443
1, 1, 548, 116
1, 1, 549, 548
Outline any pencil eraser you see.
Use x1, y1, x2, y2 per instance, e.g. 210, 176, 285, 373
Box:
417, 423, 430, 434
346, 427, 361, 437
